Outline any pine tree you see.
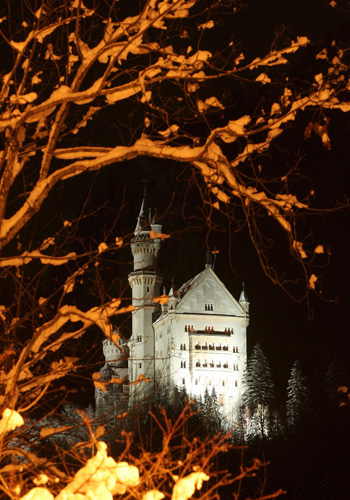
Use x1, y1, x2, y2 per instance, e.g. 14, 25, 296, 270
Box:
198, 387, 222, 436
242, 343, 274, 438
286, 361, 310, 429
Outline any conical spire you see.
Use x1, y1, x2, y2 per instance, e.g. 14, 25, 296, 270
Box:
169, 277, 176, 297
135, 180, 151, 235
239, 282, 248, 302
239, 282, 249, 315
168, 278, 177, 311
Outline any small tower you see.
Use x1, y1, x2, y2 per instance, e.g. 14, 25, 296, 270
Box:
239, 282, 250, 315
128, 184, 163, 403
168, 279, 177, 312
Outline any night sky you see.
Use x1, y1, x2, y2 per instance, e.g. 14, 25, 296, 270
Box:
39, 0, 349, 407
70, 0, 350, 403
1, 4, 349, 500
1, 0, 349, 408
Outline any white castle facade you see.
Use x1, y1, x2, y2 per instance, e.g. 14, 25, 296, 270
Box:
95, 189, 249, 422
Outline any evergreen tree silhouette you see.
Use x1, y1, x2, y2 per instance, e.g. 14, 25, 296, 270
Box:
242, 343, 274, 438
286, 361, 310, 429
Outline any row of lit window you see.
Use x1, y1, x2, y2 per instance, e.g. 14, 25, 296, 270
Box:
195, 361, 229, 368
195, 344, 238, 352
184, 325, 234, 334
180, 360, 239, 370
182, 378, 238, 387
136, 335, 143, 342
205, 304, 214, 311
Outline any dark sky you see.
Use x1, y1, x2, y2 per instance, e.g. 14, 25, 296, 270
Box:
2, 0, 348, 407
62, 0, 350, 404
120, 1, 350, 399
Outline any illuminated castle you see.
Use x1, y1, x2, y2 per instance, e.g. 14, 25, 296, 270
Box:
95, 188, 249, 421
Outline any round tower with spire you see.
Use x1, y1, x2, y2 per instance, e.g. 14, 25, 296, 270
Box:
128, 183, 163, 403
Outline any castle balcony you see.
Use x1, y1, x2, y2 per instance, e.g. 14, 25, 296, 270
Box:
193, 342, 229, 352
189, 329, 233, 336
192, 361, 230, 370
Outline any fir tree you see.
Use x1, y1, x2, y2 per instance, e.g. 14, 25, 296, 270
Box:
242, 343, 274, 438
286, 361, 310, 429
201, 387, 223, 435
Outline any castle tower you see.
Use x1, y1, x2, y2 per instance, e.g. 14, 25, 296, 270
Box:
128, 184, 163, 403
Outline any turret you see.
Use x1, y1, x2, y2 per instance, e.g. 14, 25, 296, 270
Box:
131, 185, 162, 272
239, 282, 250, 315
168, 279, 177, 312
161, 286, 168, 315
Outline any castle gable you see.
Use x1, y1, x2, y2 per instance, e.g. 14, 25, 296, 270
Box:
176, 267, 243, 316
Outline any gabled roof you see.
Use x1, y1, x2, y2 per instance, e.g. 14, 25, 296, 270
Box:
177, 270, 205, 297
175, 267, 245, 317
